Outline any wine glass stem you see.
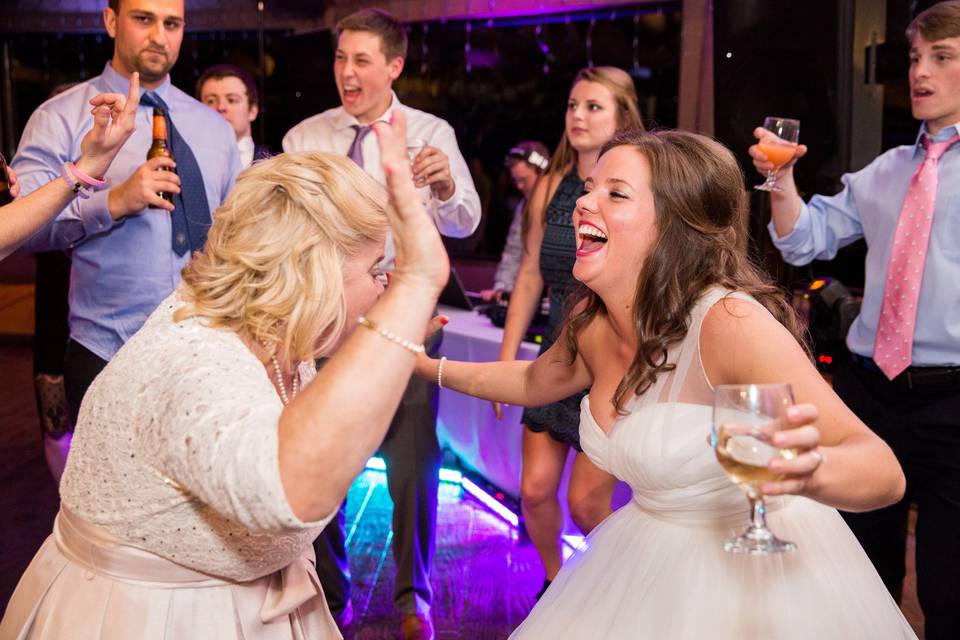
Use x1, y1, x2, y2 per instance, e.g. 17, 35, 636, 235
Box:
767, 169, 777, 185
748, 494, 768, 531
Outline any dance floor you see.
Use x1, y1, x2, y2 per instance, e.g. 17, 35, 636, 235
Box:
0, 340, 924, 637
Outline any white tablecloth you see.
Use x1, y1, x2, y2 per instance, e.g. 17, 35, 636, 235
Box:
435, 305, 539, 499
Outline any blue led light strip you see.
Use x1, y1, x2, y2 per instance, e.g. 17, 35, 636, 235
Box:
364, 456, 581, 553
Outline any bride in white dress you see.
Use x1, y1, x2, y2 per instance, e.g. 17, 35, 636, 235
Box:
420, 129, 917, 638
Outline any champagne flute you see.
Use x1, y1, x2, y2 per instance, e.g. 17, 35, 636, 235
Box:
712, 383, 798, 554
754, 117, 800, 192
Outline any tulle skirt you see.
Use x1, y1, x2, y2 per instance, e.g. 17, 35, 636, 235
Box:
511, 496, 917, 639
1, 509, 340, 640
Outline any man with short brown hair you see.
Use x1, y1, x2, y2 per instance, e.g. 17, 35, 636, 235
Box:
284, 8, 480, 639
750, 2, 960, 637
197, 64, 269, 167
14, 0, 239, 431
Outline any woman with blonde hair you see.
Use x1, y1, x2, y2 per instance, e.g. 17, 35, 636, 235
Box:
497, 66, 644, 598
421, 128, 914, 638
1, 113, 448, 639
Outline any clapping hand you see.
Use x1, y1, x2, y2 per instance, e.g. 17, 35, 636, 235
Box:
76, 72, 141, 181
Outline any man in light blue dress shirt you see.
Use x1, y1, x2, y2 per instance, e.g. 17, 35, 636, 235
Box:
13, 0, 240, 428
748, 3, 960, 638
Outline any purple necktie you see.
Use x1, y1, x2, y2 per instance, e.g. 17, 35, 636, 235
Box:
347, 125, 373, 168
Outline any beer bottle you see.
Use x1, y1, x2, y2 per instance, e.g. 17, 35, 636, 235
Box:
0, 153, 13, 206
146, 107, 175, 203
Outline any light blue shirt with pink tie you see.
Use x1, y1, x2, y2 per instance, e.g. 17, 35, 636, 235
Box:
768, 122, 960, 367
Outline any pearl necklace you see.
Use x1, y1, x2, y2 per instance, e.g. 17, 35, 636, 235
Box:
270, 355, 299, 405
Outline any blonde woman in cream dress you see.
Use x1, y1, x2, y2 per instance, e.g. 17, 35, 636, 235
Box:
2, 112, 448, 639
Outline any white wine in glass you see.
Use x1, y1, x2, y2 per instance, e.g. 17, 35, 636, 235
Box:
755, 117, 800, 192
712, 383, 798, 554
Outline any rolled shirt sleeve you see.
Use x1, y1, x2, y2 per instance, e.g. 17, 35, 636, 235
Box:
768, 172, 866, 266
13, 102, 118, 252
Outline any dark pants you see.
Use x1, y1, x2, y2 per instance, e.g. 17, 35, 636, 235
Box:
834, 354, 960, 640
33, 251, 71, 437
314, 331, 442, 617
33, 251, 71, 376
63, 339, 108, 429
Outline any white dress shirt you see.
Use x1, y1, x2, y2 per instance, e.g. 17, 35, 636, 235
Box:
283, 92, 481, 269
237, 135, 255, 168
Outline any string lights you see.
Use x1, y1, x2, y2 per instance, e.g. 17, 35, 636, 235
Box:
586, 16, 596, 68
632, 13, 641, 74
534, 24, 550, 74
420, 23, 430, 74
465, 21, 473, 73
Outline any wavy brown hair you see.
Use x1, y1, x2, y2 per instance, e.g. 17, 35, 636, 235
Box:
564, 129, 806, 413
175, 152, 388, 366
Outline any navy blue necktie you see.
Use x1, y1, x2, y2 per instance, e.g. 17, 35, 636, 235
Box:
140, 92, 211, 256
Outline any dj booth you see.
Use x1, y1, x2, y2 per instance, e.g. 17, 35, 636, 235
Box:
435, 305, 631, 535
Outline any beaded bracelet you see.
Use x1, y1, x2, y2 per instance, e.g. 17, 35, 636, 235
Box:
357, 316, 425, 355
437, 356, 447, 389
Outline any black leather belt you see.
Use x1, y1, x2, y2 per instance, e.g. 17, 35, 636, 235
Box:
850, 353, 960, 390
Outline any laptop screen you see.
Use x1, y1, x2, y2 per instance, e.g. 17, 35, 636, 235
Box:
438, 268, 474, 310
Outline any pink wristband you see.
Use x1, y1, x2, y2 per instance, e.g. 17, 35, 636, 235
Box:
67, 161, 106, 188
61, 163, 91, 200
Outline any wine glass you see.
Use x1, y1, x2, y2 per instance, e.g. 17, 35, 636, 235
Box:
711, 383, 798, 554
754, 117, 800, 192
406, 137, 426, 165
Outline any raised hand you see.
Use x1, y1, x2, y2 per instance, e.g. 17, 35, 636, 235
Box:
373, 111, 449, 294
748, 127, 808, 177
76, 72, 141, 181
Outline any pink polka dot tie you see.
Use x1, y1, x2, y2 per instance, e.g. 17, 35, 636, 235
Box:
874, 133, 959, 380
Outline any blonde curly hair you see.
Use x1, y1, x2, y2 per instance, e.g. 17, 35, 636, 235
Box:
175, 152, 389, 365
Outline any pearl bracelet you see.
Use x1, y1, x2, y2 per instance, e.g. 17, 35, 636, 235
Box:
357, 316, 425, 355
437, 356, 447, 389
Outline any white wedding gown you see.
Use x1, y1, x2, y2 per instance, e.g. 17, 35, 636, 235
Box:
510, 289, 917, 639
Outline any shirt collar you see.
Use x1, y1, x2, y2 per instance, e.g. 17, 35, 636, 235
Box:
101, 61, 171, 103
914, 120, 960, 151
237, 136, 255, 153
332, 91, 400, 131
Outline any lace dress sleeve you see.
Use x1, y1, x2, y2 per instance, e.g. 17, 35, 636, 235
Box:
141, 329, 330, 533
